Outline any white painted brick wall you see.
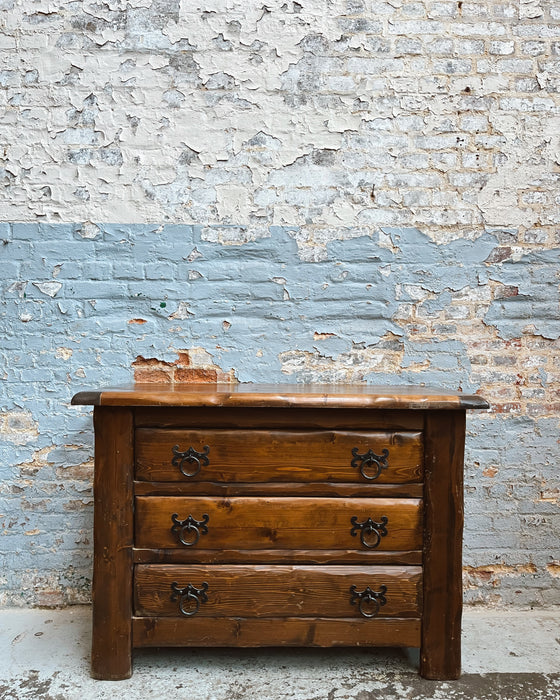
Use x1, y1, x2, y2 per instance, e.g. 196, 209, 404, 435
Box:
0, 0, 559, 606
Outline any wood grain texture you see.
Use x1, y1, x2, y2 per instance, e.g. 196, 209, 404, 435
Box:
71, 383, 490, 410
133, 480, 424, 498
82, 384, 484, 680
134, 564, 422, 618
133, 548, 423, 565
134, 407, 424, 430
132, 616, 422, 648
91, 407, 134, 680
420, 410, 465, 681
135, 429, 423, 484
135, 496, 423, 551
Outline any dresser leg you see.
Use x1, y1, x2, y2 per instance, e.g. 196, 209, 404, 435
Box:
420, 410, 465, 680
91, 406, 134, 680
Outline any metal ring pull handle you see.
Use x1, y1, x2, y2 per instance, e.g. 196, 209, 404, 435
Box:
349, 585, 387, 618
171, 513, 209, 546
171, 582, 209, 617
171, 444, 210, 478
350, 515, 389, 549
351, 447, 389, 481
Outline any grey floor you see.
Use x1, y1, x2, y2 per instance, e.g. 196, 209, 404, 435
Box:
0, 607, 558, 699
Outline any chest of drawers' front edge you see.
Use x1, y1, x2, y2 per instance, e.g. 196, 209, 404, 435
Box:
81, 386, 487, 682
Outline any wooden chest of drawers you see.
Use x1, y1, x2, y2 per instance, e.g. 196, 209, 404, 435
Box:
71, 384, 488, 681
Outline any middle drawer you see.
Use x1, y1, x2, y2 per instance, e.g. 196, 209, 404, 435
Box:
135, 496, 423, 552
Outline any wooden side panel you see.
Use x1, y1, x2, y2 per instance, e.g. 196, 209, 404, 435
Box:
91, 407, 134, 680
133, 616, 422, 649
421, 410, 465, 681
134, 564, 422, 618
135, 496, 423, 552
135, 429, 423, 484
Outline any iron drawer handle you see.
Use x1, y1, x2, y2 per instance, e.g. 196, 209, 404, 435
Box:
350, 515, 388, 549
171, 513, 209, 546
350, 585, 387, 618
351, 447, 389, 481
171, 444, 210, 477
171, 582, 208, 617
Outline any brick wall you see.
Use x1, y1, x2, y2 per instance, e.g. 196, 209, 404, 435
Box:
0, 1, 559, 606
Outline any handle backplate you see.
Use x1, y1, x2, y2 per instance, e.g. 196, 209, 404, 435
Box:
171, 581, 209, 617
350, 515, 389, 549
350, 584, 387, 618
351, 447, 389, 481
171, 444, 210, 477
171, 513, 209, 546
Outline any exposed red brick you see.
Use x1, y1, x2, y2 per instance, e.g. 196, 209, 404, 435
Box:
55, 462, 94, 481
134, 368, 174, 383
464, 564, 538, 589
504, 338, 522, 349
174, 352, 191, 367
63, 499, 93, 511
492, 402, 522, 413
175, 368, 218, 383
127, 318, 147, 324
131, 351, 236, 384
488, 386, 518, 399
485, 246, 512, 264
132, 355, 174, 368
527, 402, 560, 416
494, 285, 519, 299
465, 567, 493, 582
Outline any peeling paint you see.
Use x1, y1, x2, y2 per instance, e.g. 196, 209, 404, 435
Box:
1, 1, 560, 607
0, 412, 39, 446
132, 348, 236, 383
484, 249, 560, 341
54, 347, 73, 360
0, 0, 556, 247
1, 221, 559, 605
32, 282, 62, 298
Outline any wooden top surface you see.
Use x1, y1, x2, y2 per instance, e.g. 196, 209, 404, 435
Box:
71, 383, 489, 410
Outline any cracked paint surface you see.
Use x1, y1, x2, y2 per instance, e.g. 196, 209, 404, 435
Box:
1, 223, 559, 606
1, 0, 560, 254
1, 1, 560, 606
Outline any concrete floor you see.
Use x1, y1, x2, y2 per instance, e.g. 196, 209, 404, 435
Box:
0, 607, 558, 699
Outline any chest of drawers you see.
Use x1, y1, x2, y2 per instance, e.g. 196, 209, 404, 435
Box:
71, 384, 488, 681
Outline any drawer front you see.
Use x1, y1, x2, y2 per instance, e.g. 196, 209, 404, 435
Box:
135, 429, 423, 483
133, 617, 422, 649
134, 564, 422, 618
135, 496, 423, 552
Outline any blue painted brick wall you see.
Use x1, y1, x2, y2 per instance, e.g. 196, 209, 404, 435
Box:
1, 222, 559, 606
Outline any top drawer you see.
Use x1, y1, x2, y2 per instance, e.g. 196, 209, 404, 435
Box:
135, 429, 423, 483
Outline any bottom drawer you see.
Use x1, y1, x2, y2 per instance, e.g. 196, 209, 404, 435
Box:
133, 616, 422, 649
134, 564, 422, 619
